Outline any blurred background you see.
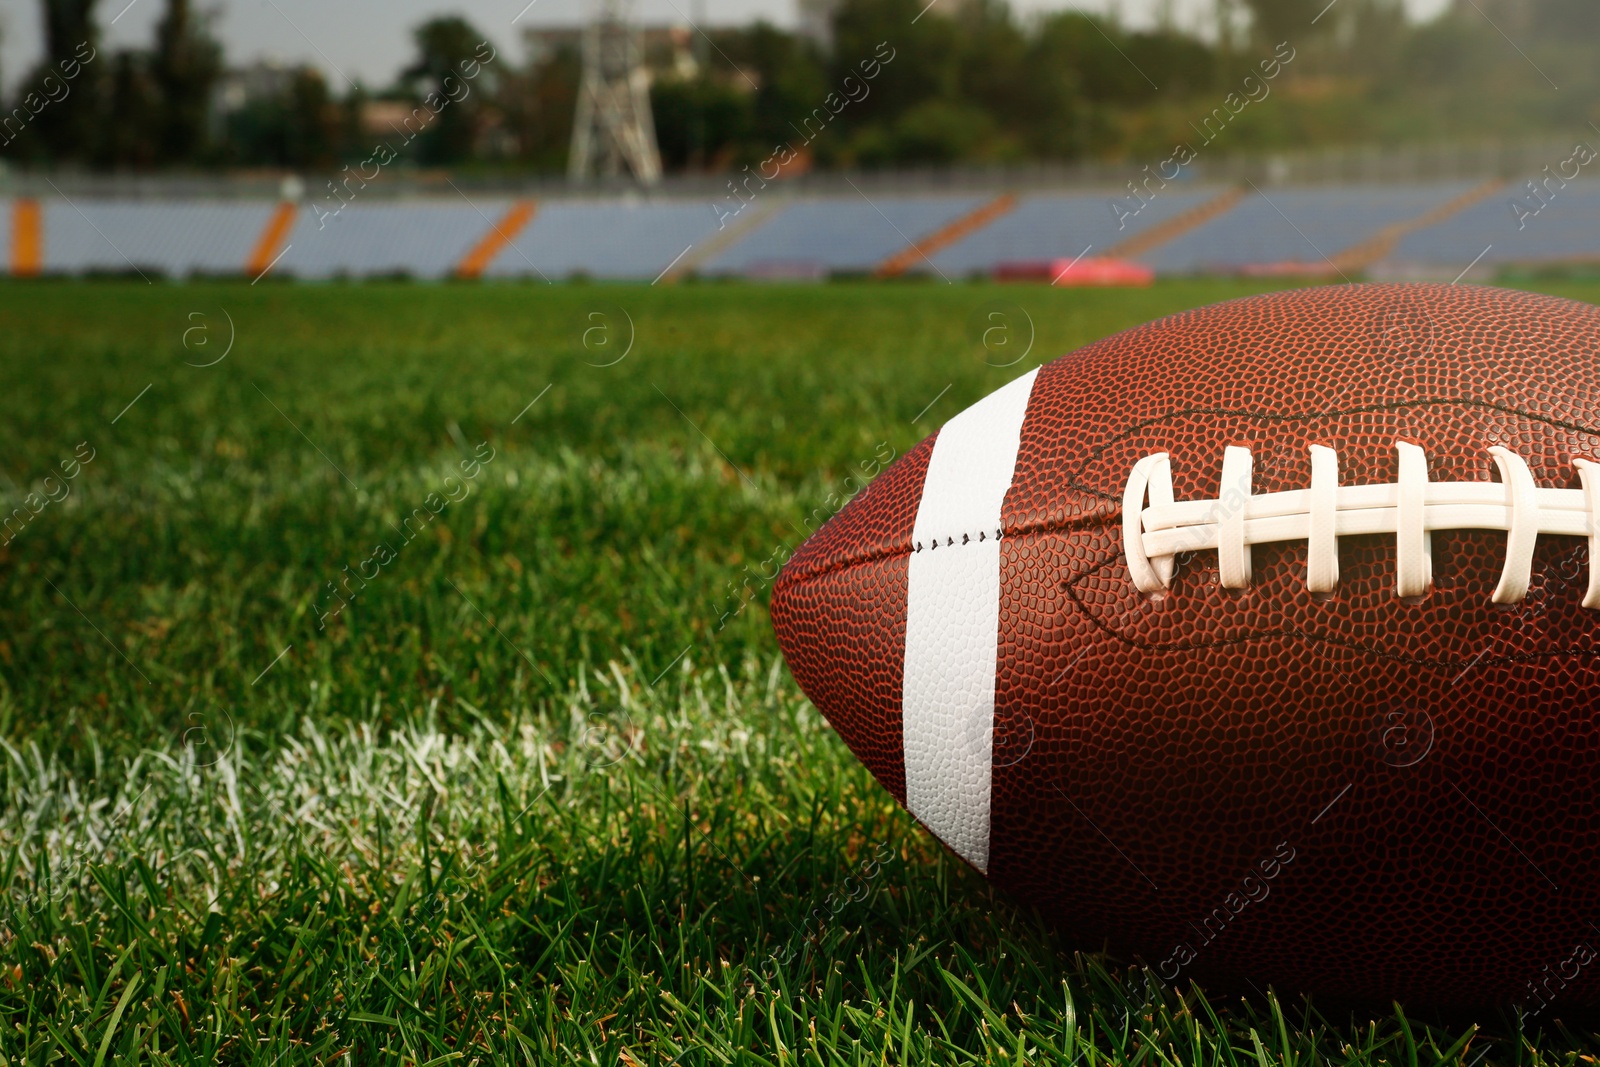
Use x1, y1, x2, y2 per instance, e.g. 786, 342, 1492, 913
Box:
3, 0, 1596, 174
0, 0, 1596, 282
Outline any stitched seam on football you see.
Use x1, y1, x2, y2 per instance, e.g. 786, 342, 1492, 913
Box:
1063, 396, 1600, 502
779, 397, 1600, 588
775, 507, 1119, 587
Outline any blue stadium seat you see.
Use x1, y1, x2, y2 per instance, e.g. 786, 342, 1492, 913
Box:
1393, 181, 1600, 270
276, 201, 504, 280
11, 179, 1600, 280
704, 195, 989, 276
1140, 183, 1477, 275
484, 199, 724, 280
930, 187, 1220, 276
40, 201, 278, 277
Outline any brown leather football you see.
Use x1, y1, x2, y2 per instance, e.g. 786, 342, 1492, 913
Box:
770, 282, 1600, 1009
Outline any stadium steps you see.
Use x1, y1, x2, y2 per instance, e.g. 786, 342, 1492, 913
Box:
11, 199, 41, 277
246, 201, 297, 279
0, 179, 1574, 279
703, 195, 990, 277
1107, 186, 1245, 259
1388, 179, 1600, 272
874, 193, 1018, 277
456, 200, 538, 279
1330, 178, 1506, 273
479, 200, 725, 279
660, 198, 786, 283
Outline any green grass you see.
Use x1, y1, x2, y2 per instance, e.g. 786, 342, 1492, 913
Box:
2, 278, 1599, 1063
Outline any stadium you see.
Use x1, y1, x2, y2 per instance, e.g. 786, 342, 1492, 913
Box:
7, 147, 1600, 282
5, 0, 1600, 1060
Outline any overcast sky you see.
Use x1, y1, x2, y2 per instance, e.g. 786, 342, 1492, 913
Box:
0, 0, 1453, 96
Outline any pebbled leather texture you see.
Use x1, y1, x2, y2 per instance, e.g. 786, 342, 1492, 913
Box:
772, 434, 937, 805
771, 283, 1600, 1008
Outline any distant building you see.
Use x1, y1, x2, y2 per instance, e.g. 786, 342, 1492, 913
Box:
359, 100, 419, 138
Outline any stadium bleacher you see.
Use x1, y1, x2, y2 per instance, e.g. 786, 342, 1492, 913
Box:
1136, 183, 1478, 275
276, 201, 510, 280
483, 198, 723, 280
927, 187, 1221, 277
2, 178, 1598, 281
1392, 181, 1600, 270
38, 200, 278, 278
701, 195, 989, 277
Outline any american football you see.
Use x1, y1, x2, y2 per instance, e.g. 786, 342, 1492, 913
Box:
18, 0, 1600, 1053
772, 282, 1600, 1008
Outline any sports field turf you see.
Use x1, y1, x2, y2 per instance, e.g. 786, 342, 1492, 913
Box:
4, 278, 1600, 1062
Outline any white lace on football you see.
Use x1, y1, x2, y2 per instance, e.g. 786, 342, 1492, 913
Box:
1122, 442, 1600, 607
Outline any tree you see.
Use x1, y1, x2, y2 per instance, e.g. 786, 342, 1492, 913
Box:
26, 0, 106, 163
952, 0, 1031, 122
738, 22, 828, 162
830, 0, 964, 128
95, 49, 160, 167
152, 0, 223, 163
1241, 0, 1324, 45
651, 77, 752, 170
497, 44, 579, 171
214, 66, 339, 169
659, 22, 828, 169
400, 16, 493, 164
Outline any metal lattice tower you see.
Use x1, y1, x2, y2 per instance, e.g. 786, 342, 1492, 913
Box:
569, 0, 663, 186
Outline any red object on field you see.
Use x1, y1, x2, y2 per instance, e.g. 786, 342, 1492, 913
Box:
995, 257, 1154, 286
771, 283, 1600, 1008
